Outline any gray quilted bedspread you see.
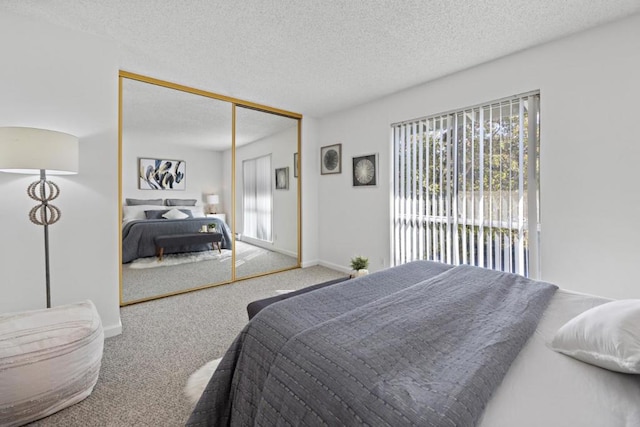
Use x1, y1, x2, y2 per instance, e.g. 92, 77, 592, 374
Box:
122, 217, 231, 263
187, 261, 557, 426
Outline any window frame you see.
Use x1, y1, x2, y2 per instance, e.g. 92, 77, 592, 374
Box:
391, 92, 540, 278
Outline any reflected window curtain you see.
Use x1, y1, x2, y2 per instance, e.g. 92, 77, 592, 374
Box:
242, 154, 272, 242
243, 159, 257, 239
255, 155, 273, 241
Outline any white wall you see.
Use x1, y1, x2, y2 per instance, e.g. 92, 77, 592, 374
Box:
122, 136, 225, 210
301, 117, 320, 267
317, 13, 640, 299
0, 12, 122, 334
222, 149, 233, 229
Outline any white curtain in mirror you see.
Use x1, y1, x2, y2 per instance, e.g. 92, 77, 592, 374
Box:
243, 154, 272, 242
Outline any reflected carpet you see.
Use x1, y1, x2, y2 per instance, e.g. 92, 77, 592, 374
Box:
122, 241, 298, 302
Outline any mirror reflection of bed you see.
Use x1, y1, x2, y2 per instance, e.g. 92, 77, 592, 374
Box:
120, 73, 301, 305
120, 202, 233, 302
120, 77, 234, 303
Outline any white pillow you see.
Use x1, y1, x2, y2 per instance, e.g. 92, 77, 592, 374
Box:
550, 299, 640, 373
162, 208, 189, 220
172, 205, 205, 218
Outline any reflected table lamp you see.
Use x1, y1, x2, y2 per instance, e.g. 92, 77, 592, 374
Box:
0, 127, 79, 308
206, 194, 219, 214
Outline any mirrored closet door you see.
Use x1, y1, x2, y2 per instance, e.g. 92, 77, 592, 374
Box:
119, 72, 301, 305
234, 106, 300, 280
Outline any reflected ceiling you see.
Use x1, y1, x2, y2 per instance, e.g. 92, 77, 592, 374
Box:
123, 79, 297, 150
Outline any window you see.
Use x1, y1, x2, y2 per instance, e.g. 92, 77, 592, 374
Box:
243, 154, 272, 242
392, 92, 540, 277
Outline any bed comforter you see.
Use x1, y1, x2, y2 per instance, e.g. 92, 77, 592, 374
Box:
122, 217, 232, 263
187, 261, 557, 426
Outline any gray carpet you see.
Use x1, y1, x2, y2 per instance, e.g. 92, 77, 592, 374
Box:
28, 266, 347, 427
122, 241, 298, 302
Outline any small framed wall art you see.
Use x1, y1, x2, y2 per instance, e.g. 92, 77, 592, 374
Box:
294, 152, 299, 178
275, 167, 289, 190
320, 143, 341, 175
352, 153, 378, 187
139, 158, 186, 190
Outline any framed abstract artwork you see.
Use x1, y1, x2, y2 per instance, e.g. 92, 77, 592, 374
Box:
275, 167, 289, 190
138, 158, 186, 190
320, 143, 341, 175
352, 153, 378, 187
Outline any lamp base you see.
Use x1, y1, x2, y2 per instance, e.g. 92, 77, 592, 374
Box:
27, 170, 60, 308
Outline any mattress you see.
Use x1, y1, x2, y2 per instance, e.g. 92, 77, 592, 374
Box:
479, 289, 640, 426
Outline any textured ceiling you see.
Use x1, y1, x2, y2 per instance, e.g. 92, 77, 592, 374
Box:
2, 0, 639, 118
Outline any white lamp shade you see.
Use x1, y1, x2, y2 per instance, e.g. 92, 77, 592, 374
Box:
0, 127, 79, 175
206, 194, 219, 204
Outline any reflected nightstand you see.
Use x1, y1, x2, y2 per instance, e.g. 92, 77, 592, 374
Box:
206, 213, 226, 223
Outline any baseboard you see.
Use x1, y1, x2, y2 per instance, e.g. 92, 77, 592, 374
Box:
301, 259, 319, 268
274, 247, 297, 258
318, 260, 351, 274
240, 235, 268, 248
240, 236, 296, 258
104, 320, 123, 338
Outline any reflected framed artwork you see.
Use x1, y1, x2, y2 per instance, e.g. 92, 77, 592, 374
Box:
321, 143, 341, 175
352, 153, 377, 187
275, 167, 289, 190
138, 158, 186, 190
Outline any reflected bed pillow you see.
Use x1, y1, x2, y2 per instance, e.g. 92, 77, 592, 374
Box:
162, 208, 190, 220
123, 204, 166, 222
124, 205, 204, 222
550, 299, 640, 373
165, 198, 197, 206
126, 198, 163, 206
171, 205, 205, 218
144, 209, 193, 220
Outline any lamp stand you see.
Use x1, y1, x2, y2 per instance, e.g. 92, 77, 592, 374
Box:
27, 169, 61, 308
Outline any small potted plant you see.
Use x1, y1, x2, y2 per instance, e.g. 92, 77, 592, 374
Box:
350, 256, 369, 278
207, 223, 217, 232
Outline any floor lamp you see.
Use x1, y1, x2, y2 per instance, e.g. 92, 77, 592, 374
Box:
0, 127, 79, 308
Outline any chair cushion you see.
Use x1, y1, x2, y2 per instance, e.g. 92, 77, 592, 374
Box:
0, 300, 104, 426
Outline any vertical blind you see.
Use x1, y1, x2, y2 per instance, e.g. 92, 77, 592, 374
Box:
243, 154, 273, 242
392, 93, 540, 277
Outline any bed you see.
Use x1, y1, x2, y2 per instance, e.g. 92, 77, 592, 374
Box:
121, 203, 232, 263
187, 260, 640, 426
